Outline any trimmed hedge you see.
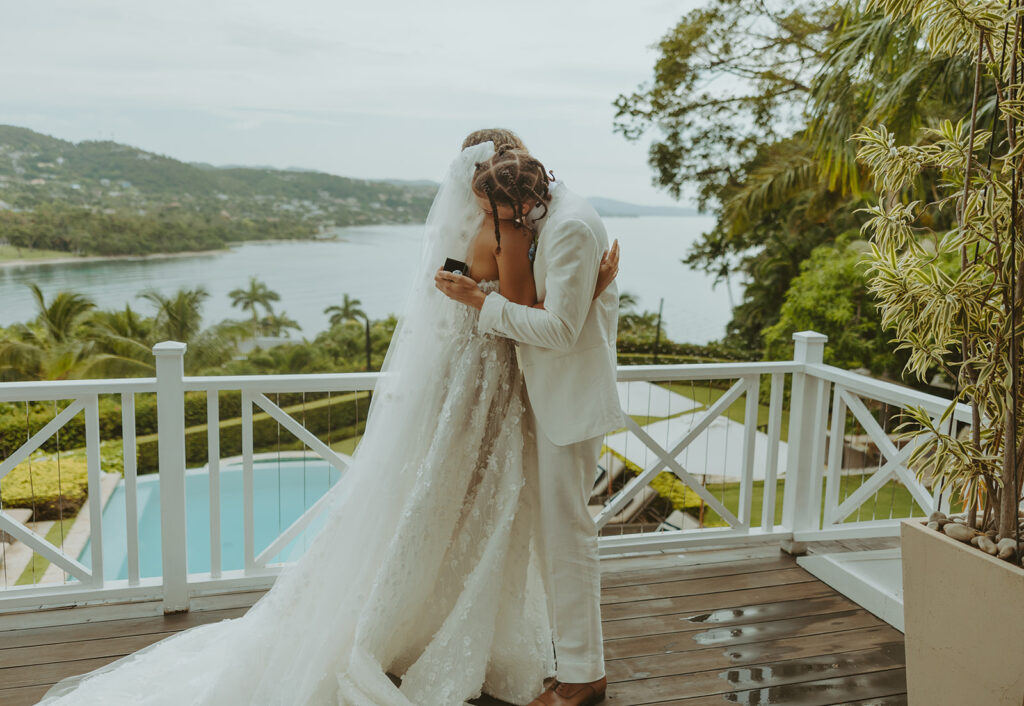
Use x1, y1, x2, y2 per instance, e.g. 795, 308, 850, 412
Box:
0, 392, 370, 520
1, 453, 89, 520
134, 390, 370, 472
0, 390, 367, 467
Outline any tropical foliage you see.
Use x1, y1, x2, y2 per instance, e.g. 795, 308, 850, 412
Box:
324, 294, 367, 327
853, 0, 1022, 548
615, 0, 976, 370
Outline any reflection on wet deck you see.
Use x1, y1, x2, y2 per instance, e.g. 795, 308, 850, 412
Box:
0, 540, 905, 705
588, 540, 905, 705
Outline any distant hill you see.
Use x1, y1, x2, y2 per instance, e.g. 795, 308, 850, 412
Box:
0, 126, 703, 260
0, 125, 438, 229
587, 197, 700, 218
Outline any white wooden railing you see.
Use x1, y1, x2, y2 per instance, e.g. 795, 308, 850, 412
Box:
0, 331, 971, 614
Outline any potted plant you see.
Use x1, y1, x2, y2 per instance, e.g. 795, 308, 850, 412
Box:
853, 0, 1023, 703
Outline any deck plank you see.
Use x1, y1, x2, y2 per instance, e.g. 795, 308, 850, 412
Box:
600, 555, 794, 589
602, 579, 835, 621
604, 610, 886, 660
605, 626, 902, 682
0, 607, 247, 650
646, 667, 908, 705
0, 684, 50, 706
0, 544, 906, 705
601, 567, 815, 604
602, 593, 860, 640
605, 645, 903, 702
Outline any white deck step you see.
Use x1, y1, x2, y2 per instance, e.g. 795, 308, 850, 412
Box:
798, 548, 904, 631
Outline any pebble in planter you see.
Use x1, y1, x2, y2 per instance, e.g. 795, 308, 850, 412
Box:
927, 511, 1024, 564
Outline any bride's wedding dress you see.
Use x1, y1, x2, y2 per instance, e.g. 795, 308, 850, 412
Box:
38, 142, 555, 706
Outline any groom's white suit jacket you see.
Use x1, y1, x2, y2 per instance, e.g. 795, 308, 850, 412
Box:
478, 181, 625, 446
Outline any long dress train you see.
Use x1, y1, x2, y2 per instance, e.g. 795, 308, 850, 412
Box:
39, 143, 556, 706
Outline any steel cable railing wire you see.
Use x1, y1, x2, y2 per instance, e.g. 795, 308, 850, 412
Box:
54, 399, 65, 583
888, 405, 899, 521
694, 379, 707, 528
302, 391, 308, 554
326, 390, 333, 501
721, 381, 730, 526
276, 392, 282, 541
25, 402, 38, 585
1, 435, 7, 588
665, 379, 673, 530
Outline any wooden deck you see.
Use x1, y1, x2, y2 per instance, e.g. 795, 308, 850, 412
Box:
0, 540, 905, 705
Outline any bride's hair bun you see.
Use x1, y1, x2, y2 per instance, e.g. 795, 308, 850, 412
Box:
461, 128, 525, 152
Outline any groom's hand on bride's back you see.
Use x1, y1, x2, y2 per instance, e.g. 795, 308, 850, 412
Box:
435, 268, 487, 310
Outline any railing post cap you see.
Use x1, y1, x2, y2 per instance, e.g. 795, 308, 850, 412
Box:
153, 341, 187, 356
792, 331, 828, 343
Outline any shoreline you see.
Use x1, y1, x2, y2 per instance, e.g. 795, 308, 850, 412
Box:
0, 234, 359, 270
0, 246, 233, 270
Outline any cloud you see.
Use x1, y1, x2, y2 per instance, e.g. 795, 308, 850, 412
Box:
0, 0, 702, 205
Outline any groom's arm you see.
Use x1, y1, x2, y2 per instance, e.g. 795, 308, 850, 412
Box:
478, 218, 601, 352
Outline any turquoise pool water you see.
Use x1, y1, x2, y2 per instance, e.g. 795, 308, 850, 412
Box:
79, 459, 342, 579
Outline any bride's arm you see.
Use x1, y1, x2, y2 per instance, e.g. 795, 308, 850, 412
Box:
494, 229, 537, 306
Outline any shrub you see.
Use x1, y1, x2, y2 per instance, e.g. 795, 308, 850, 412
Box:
0, 453, 89, 520
134, 390, 370, 472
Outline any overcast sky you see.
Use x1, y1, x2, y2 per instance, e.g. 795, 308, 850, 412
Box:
1, 0, 700, 206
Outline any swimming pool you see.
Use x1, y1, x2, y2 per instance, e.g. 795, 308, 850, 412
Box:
80, 458, 343, 580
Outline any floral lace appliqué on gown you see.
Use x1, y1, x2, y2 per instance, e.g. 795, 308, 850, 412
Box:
39, 280, 555, 706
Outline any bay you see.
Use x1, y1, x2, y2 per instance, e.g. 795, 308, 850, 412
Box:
0, 216, 738, 344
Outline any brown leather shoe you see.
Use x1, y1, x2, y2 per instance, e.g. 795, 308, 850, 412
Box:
528, 676, 607, 705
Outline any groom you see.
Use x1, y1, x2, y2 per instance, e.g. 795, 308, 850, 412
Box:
437, 130, 623, 705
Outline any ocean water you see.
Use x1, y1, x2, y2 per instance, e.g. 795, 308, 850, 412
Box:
0, 216, 738, 344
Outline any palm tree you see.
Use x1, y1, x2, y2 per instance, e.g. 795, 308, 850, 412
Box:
324, 294, 366, 327
259, 311, 302, 338
141, 286, 209, 342
27, 284, 95, 344
229, 278, 281, 329
83, 305, 158, 376
618, 291, 639, 313
0, 286, 149, 380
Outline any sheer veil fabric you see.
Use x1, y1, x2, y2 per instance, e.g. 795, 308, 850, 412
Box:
38, 141, 556, 705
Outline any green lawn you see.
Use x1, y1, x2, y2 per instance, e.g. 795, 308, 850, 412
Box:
329, 434, 362, 456
0, 244, 71, 263
688, 473, 954, 528
620, 382, 791, 439
15, 516, 77, 585
666, 381, 791, 442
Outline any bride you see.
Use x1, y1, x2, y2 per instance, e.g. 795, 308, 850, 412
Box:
38, 132, 618, 706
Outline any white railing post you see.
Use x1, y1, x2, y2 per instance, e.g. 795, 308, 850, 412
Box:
780, 331, 829, 555
154, 341, 189, 613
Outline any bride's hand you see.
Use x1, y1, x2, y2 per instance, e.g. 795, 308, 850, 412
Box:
435, 268, 486, 310
594, 239, 619, 300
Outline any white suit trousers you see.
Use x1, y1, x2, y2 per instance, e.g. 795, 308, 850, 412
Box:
525, 394, 605, 683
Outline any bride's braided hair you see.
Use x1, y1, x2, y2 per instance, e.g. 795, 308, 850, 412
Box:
471, 146, 552, 253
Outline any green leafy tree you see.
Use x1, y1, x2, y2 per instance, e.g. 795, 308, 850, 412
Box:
762, 233, 919, 376
259, 311, 302, 338
854, 0, 1021, 542
616, 0, 978, 357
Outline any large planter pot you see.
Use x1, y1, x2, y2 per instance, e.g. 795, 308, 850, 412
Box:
901, 518, 1024, 705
